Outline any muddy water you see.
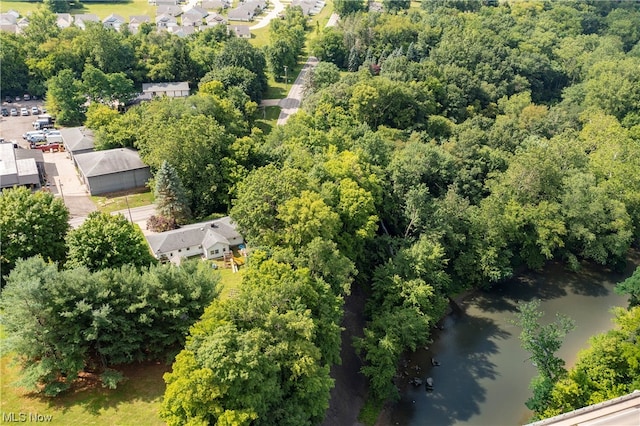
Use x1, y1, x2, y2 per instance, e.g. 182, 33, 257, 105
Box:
389, 254, 639, 426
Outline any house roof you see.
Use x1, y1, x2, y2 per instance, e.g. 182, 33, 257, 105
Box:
74, 148, 148, 178
525, 390, 640, 426
0, 13, 17, 25
228, 3, 256, 20
60, 127, 95, 153
184, 6, 208, 18
55, 13, 73, 28
74, 13, 100, 23
205, 13, 227, 24
142, 81, 189, 93
130, 15, 151, 23
202, 0, 231, 9
0, 143, 39, 188
230, 25, 251, 38
103, 14, 125, 24
157, 5, 183, 16
146, 216, 242, 255
156, 13, 178, 24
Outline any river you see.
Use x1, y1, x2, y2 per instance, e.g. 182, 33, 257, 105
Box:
388, 253, 639, 426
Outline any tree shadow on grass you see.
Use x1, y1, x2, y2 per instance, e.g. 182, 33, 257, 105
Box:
38, 361, 169, 416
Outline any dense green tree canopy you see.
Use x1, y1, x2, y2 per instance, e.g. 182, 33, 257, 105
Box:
0, 187, 69, 275
0, 257, 219, 395
65, 211, 156, 271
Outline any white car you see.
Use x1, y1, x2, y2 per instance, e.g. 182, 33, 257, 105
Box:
20, 108, 29, 116
31, 106, 39, 115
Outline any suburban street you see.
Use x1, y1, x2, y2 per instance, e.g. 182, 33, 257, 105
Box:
277, 56, 319, 125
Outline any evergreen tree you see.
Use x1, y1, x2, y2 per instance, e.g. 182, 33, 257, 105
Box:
348, 45, 360, 72
154, 160, 191, 224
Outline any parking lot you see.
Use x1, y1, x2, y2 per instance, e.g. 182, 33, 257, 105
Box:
0, 100, 97, 217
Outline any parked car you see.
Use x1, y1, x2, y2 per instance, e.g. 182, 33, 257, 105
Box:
10, 108, 18, 116
31, 106, 39, 115
28, 133, 46, 143
23, 94, 30, 101
5, 96, 12, 103
20, 108, 29, 116
15, 96, 20, 102
23, 131, 44, 140
41, 107, 47, 114
1, 107, 8, 116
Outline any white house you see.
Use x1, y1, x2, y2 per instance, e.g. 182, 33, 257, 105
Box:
103, 14, 126, 31
73, 14, 100, 30
146, 217, 244, 264
141, 82, 190, 98
229, 25, 251, 39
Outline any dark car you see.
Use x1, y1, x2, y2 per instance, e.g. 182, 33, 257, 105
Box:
1, 107, 8, 116
4, 96, 12, 103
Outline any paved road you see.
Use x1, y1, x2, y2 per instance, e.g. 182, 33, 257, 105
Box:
277, 57, 319, 125
250, 0, 285, 30
70, 203, 156, 234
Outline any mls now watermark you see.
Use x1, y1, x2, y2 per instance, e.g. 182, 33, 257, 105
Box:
1, 412, 53, 423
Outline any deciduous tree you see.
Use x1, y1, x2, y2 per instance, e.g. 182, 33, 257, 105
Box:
65, 211, 156, 271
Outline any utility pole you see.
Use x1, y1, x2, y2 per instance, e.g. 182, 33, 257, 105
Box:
125, 195, 133, 223
57, 177, 64, 202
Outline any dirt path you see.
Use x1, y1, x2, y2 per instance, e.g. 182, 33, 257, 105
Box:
321, 283, 369, 426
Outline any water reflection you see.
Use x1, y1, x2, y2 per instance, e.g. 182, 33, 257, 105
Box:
389, 254, 638, 426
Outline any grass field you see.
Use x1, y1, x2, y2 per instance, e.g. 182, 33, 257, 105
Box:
0, 356, 167, 425
92, 189, 154, 213
0, 0, 156, 19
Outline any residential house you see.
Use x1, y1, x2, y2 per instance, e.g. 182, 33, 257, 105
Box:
103, 14, 126, 31
16, 17, 29, 32
205, 12, 227, 26
149, 0, 178, 4
291, 0, 316, 16
169, 25, 197, 37
129, 15, 151, 34
157, 5, 183, 17
74, 148, 151, 195
202, 0, 231, 10
0, 143, 42, 190
156, 13, 178, 30
55, 13, 73, 29
181, 13, 202, 27
228, 0, 266, 21
74, 14, 100, 30
59, 127, 95, 162
229, 25, 251, 39
141, 82, 190, 98
184, 6, 208, 19
146, 216, 244, 264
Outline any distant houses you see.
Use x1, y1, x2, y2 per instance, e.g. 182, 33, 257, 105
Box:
228, 0, 267, 21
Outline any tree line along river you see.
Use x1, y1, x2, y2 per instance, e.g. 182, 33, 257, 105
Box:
389, 252, 639, 426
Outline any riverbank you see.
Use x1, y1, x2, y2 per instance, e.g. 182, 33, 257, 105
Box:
377, 252, 639, 425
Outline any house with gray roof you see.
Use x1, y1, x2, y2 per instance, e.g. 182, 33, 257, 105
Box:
141, 82, 190, 98
205, 12, 227, 26
156, 13, 178, 30
157, 5, 183, 17
181, 13, 202, 27
129, 15, 151, 33
146, 216, 244, 263
229, 25, 251, 39
60, 127, 95, 161
73, 13, 100, 30
0, 143, 41, 190
74, 148, 151, 195
103, 14, 126, 31
202, 0, 231, 10
55, 13, 73, 29
184, 6, 208, 19
228, 0, 266, 21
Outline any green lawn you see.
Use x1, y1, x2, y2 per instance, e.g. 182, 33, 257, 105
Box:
255, 105, 281, 134
0, 0, 156, 19
0, 356, 167, 425
92, 189, 154, 214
